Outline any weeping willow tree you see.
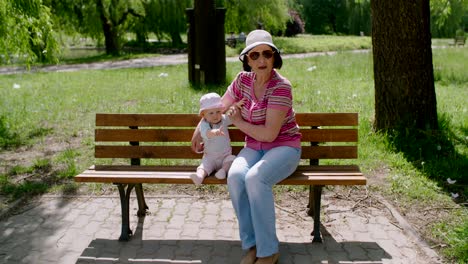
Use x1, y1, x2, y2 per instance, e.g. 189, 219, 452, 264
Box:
224, 0, 290, 34
0, 0, 60, 64
46, 0, 144, 55
141, 0, 192, 46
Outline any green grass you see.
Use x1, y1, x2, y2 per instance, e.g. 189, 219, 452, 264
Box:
226, 34, 372, 57
0, 41, 467, 262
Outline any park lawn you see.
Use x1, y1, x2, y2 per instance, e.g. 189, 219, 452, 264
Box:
0, 47, 467, 262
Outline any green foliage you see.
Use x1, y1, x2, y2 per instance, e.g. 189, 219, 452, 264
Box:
298, 0, 371, 35
140, 0, 191, 46
0, 0, 60, 64
430, 0, 467, 38
46, 0, 145, 55
224, 0, 289, 34
296, 0, 466, 37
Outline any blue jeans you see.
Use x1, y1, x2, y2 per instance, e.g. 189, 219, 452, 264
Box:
227, 146, 301, 257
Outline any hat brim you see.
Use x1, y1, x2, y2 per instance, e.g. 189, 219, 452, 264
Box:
239, 41, 279, 61
199, 102, 224, 114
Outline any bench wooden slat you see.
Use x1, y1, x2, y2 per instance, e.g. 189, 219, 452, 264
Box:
95, 128, 358, 143
295, 113, 358, 126
301, 146, 358, 159
96, 113, 358, 127
96, 113, 202, 127
76, 165, 365, 185
95, 145, 358, 159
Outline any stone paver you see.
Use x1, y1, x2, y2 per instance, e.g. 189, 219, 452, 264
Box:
0, 194, 443, 264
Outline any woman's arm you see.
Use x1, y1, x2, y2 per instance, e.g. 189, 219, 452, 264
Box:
229, 107, 286, 142
191, 120, 203, 153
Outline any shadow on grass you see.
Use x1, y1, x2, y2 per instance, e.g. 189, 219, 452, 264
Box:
386, 114, 468, 202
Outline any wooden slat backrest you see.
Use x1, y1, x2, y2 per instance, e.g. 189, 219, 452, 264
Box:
94, 113, 358, 161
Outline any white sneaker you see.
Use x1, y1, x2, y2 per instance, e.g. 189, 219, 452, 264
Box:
214, 169, 226, 179
190, 173, 204, 185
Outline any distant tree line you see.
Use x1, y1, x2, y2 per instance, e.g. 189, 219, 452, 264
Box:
0, 0, 466, 64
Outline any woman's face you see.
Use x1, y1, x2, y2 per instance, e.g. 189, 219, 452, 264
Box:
246, 44, 275, 74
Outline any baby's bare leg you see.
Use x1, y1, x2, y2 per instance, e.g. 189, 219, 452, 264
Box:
190, 168, 207, 185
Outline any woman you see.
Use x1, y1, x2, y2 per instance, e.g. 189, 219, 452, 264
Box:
192, 30, 301, 264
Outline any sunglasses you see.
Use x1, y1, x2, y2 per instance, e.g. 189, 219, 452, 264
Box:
247, 50, 275, 60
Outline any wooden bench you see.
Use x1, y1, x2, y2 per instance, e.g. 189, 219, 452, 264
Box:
449, 36, 466, 47
75, 113, 366, 242
226, 33, 246, 48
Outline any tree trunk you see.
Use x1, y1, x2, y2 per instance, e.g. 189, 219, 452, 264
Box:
371, 0, 438, 131
97, 0, 120, 55
170, 31, 183, 47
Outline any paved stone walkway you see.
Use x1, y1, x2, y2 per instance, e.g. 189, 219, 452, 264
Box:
0, 192, 442, 264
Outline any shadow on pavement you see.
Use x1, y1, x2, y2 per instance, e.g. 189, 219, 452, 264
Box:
77, 218, 391, 264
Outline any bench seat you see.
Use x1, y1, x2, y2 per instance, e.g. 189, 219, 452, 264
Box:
77, 165, 364, 185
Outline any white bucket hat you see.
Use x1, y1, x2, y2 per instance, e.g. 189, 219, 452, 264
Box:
199, 92, 224, 114
239, 30, 279, 62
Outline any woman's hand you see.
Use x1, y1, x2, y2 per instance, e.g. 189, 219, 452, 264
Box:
227, 104, 243, 125
226, 98, 245, 125
191, 124, 204, 153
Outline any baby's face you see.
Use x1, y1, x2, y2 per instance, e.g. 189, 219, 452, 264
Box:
202, 107, 223, 124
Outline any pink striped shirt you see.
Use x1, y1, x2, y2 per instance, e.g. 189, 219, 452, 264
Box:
225, 70, 301, 150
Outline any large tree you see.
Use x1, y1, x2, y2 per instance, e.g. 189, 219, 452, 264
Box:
371, 1, 438, 131
46, 0, 144, 55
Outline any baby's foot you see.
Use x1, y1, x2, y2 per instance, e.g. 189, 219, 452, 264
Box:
190, 173, 204, 186
215, 169, 226, 179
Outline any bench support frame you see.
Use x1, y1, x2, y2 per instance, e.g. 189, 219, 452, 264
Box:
116, 183, 135, 241
116, 183, 149, 241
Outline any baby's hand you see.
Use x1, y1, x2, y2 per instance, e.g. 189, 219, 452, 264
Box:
207, 129, 225, 138
236, 98, 246, 107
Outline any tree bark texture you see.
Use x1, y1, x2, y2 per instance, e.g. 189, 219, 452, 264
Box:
96, 0, 120, 55
371, 0, 438, 131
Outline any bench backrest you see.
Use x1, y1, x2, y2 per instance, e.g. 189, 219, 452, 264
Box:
93, 113, 358, 168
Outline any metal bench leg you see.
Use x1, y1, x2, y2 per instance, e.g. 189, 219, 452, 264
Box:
135, 183, 149, 217
307, 185, 314, 217
116, 183, 135, 241
311, 185, 323, 243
